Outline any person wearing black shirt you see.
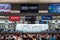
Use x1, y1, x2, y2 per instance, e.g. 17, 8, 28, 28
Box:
56, 35, 60, 40
22, 34, 28, 40
41, 37, 46, 40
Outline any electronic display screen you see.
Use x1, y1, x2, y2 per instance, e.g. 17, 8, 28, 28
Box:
9, 16, 20, 21
0, 4, 11, 12
25, 16, 36, 21
41, 16, 52, 20
20, 4, 38, 13
48, 4, 60, 13
21, 6, 28, 10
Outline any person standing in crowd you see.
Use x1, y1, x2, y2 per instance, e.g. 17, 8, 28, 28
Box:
13, 34, 17, 40
41, 35, 46, 40
3, 35, 6, 40
9, 35, 15, 40
17, 34, 23, 40
0, 35, 3, 40
5, 35, 10, 40
46, 34, 50, 40
56, 34, 60, 40
32, 36, 36, 40
50, 35, 56, 40
26, 35, 32, 40
22, 34, 28, 40
36, 34, 41, 40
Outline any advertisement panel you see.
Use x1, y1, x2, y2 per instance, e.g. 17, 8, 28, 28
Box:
48, 4, 60, 13
41, 16, 52, 20
16, 24, 49, 33
0, 4, 11, 12
9, 16, 20, 21
20, 4, 38, 13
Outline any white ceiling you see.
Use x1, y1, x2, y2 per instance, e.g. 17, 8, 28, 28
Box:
0, 0, 60, 3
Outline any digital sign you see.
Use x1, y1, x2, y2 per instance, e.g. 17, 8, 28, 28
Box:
0, 4, 11, 12
48, 4, 60, 13
25, 16, 36, 21
41, 16, 52, 20
20, 6, 28, 10
9, 16, 20, 21
20, 4, 38, 13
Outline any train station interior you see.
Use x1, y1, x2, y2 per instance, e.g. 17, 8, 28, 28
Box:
0, 0, 59, 40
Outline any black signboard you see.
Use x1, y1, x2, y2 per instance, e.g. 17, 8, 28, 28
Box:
39, 20, 48, 24
25, 16, 36, 21
20, 4, 38, 13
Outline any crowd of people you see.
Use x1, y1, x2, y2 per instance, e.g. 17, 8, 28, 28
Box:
0, 33, 60, 40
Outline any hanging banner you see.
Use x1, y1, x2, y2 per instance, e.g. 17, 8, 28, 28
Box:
16, 24, 49, 33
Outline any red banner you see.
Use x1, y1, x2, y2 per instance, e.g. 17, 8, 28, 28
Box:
9, 16, 20, 21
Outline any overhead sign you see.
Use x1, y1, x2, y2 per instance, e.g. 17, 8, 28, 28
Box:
25, 16, 36, 21
0, 4, 11, 12
9, 16, 20, 21
48, 4, 60, 13
41, 16, 52, 20
20, 4, 38, 13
